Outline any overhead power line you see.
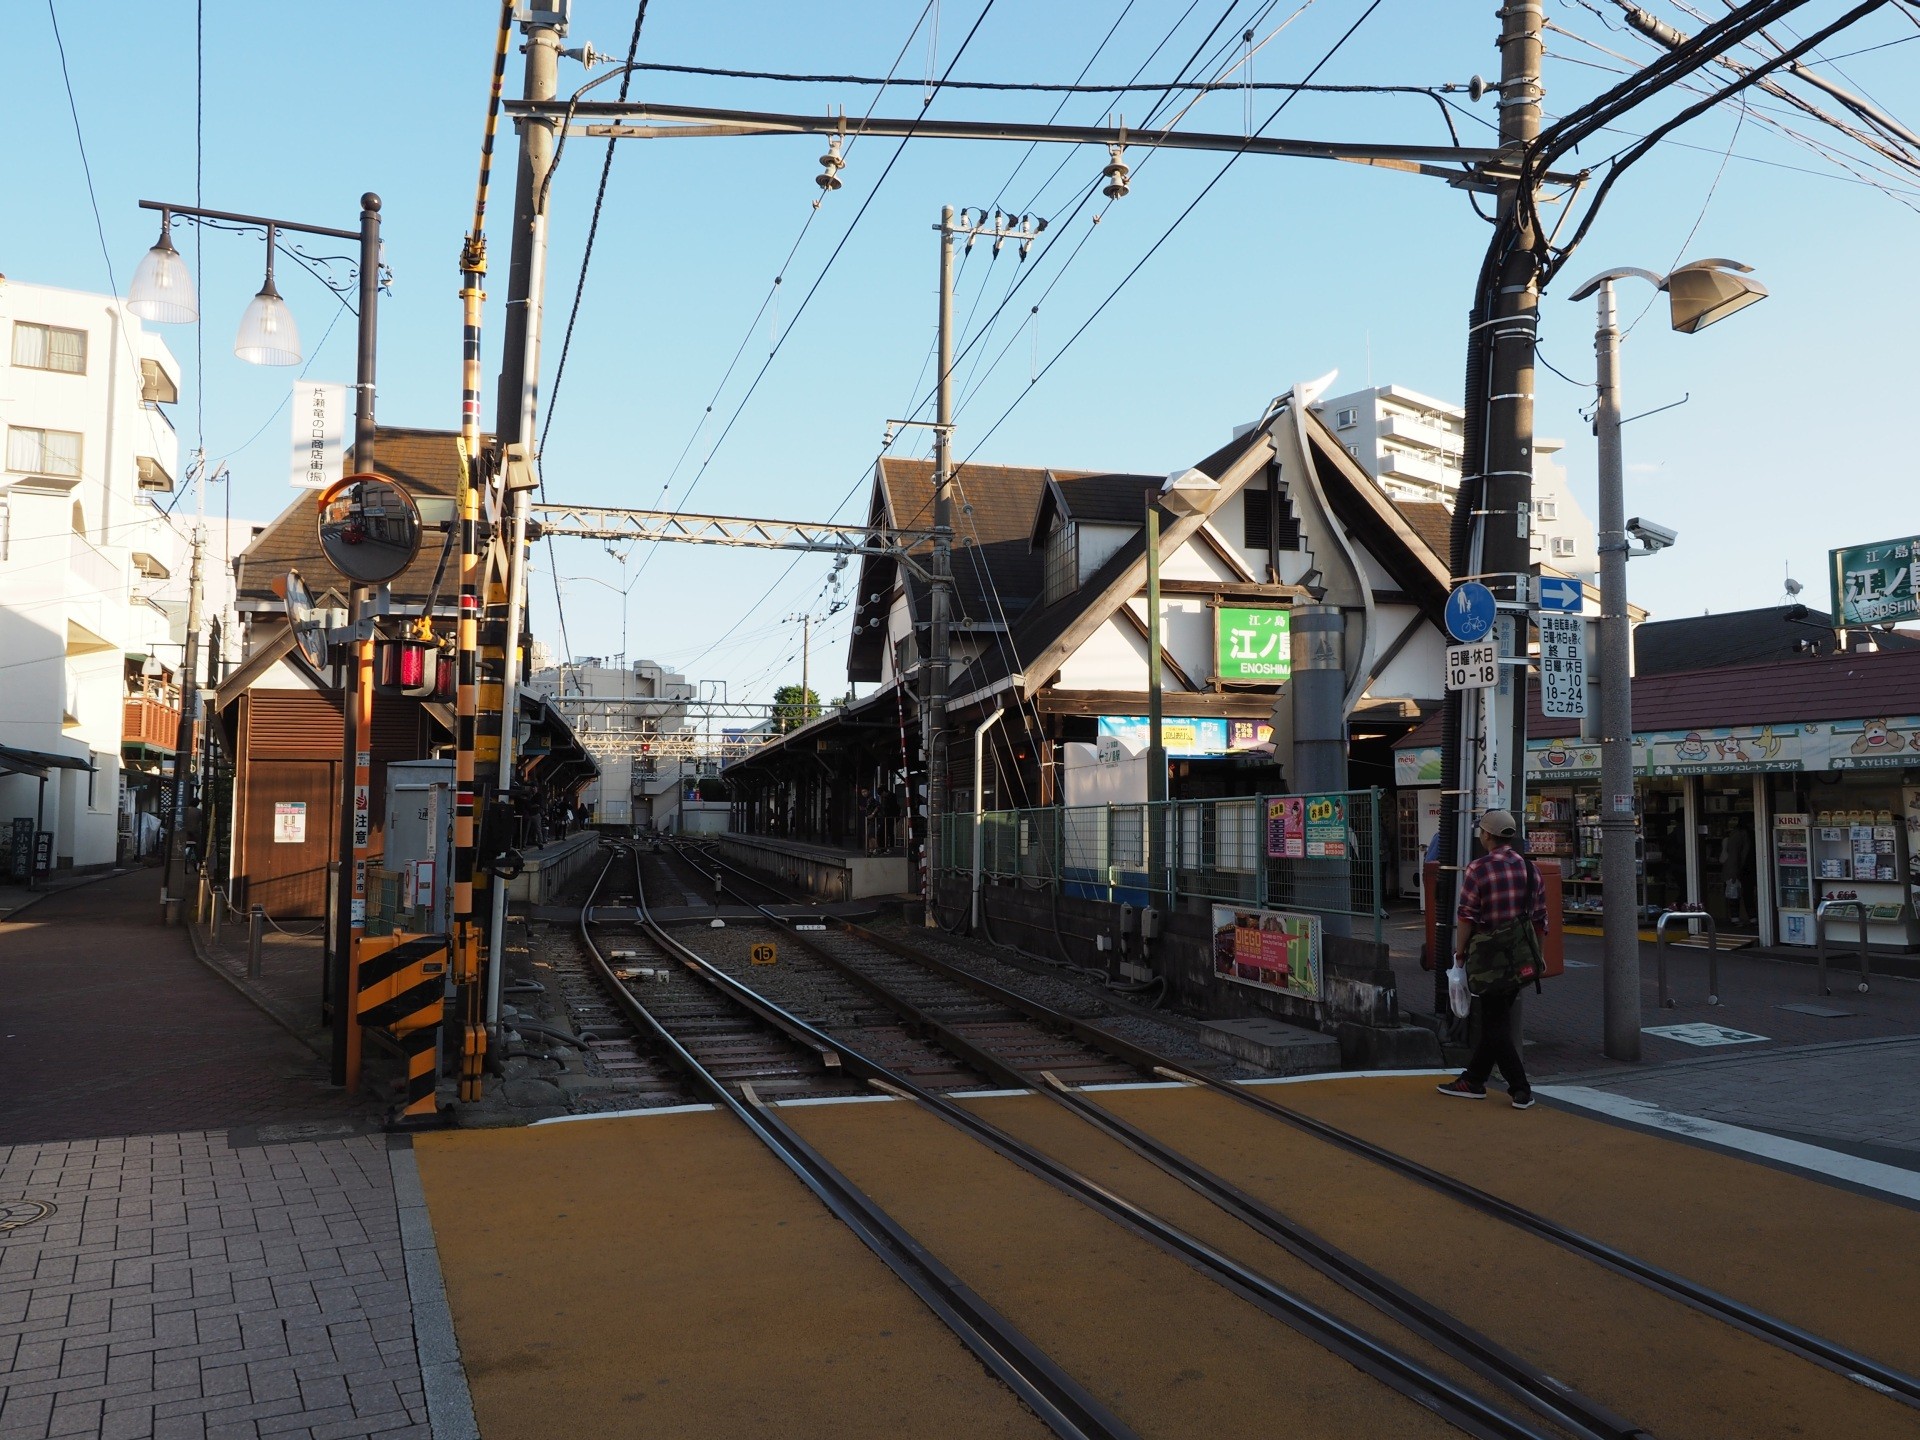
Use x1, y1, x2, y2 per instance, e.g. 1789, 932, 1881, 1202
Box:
620, 59, 1454, 98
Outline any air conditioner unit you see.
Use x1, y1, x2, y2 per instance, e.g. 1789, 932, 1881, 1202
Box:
1551, 536, 1577, 558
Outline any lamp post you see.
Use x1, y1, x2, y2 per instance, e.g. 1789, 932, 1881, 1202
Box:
1568, 259, 1766, 1063
131, 195, 384, 1090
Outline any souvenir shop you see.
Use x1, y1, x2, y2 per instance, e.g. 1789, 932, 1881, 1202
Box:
1395, 647, 1920, 950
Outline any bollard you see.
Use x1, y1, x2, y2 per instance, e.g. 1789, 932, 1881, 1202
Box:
1654, 909, 1719, 1008
248, 905, 266, 979
1815, 899, 1871, 996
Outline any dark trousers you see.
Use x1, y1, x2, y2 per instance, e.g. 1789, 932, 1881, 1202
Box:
1463, 987, 1528, 1093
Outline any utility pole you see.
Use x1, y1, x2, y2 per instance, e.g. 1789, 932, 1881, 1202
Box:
787, 612, 813, 726
165, 477, 205, 907
924, 205, 957, 924
1145, 499, 1167, 892
1590, 278, 1639, 1063
483, 5, 564, 1045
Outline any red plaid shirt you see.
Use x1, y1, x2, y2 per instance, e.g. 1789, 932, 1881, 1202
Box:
1457, 843, 1548, 932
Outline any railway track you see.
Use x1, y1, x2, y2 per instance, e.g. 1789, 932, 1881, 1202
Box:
659, 839, 1920, 1435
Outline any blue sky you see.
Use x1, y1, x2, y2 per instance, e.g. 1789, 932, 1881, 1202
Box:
9, 1, 1918, 707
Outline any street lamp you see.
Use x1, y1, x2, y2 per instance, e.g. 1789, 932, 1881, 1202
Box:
1568, 258, 1766, 1063
131, 194, 384, 1093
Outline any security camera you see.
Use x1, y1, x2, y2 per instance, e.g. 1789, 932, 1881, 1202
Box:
1626, 517, 1678, 551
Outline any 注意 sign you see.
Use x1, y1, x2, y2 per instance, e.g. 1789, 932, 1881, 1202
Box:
1215, 606, 1290, 682
1831, 535, 1920, 626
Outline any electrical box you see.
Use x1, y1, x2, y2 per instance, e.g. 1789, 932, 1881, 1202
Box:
1118, 902, 1137, 935
384, 759, 454, 934
1140, 907, 1164, 940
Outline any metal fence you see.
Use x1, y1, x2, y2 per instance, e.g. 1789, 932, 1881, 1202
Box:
942, 789, 1386, 938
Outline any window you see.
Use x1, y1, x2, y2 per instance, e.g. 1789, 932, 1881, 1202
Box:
12, 321, 87, 374
1216, 801, 1259, 874
7, 426, 83, 477
1551, 535, 1577, 558
1536, 499, 1558, 521
1242, 475, 1301, 554
1043, 516, 1078, 606
1334, 407, 1359, 430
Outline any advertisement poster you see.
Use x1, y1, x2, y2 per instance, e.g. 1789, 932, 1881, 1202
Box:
1214, 606, 1291, 682
1303, 793, 1348, 858
1097, 715, 1229, 757
272, 801, 307, 845
1211, 905, 1321, 1000
1265, 797, 1303, 859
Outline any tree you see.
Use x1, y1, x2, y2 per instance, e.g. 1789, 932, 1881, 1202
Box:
772, 684, 820, 734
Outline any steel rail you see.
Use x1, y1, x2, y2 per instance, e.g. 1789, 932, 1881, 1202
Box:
659, 844, 1554, 1440
673, 844, 1644, 1440
689, 844, 1920, 1411
573, 846, 1138, 1440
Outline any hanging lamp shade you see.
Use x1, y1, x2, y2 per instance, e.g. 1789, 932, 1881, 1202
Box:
127, 215, 198, 324
234, 280, 301, 366
1665, 260, 1768, 335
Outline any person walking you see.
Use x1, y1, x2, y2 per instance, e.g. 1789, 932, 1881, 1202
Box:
1437, 809, 1547, 1109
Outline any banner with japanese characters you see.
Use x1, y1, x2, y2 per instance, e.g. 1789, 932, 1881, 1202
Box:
1831, 536, 1920, 627
290, 381, 347, 490
1214, 605, 1291, 682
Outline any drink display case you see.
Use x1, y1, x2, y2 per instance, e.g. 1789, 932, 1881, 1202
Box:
1773, 812, 1813, 946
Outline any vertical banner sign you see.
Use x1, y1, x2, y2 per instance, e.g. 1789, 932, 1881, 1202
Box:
1265, 796, 1304, 859
1303, 793, 1349, 858
1214, 606, 1292, 682
1537, 613, 1587, 718
290, 381, 347, 490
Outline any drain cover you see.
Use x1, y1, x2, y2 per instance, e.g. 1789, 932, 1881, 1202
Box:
0, 1201, 53, 1232
1776, 1003, 1855, 1018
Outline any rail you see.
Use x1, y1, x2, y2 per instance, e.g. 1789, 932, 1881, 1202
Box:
1814, 898, 1872, 996
1653, 909, 1718, 1008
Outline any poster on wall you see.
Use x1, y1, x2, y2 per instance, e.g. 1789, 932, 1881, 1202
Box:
1211, 904, 1321, 1000
1303, 793, 1349, 858
272, 802, 307, 844
1394, 746, 1442, 786
1265, 797, 1303, 858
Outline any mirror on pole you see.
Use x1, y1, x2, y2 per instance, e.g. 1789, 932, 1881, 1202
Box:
284, 568, 330, 670
315, 474, 421, 584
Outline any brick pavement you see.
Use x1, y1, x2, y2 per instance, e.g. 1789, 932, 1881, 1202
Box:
0, 870, 474, 1440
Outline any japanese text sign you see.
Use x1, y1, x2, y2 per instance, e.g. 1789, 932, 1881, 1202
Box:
1215, 606, 1291, 682
1831, 536, 1920, 627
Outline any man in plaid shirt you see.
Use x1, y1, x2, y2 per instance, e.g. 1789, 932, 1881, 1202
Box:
1437, 809, 1546, 1108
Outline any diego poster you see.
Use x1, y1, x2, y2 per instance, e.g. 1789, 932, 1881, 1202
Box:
1210, 904, 1322, 1001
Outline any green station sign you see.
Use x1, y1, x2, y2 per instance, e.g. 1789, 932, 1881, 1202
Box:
1215, 605, 1290, 683
1831, 535, 1920, 627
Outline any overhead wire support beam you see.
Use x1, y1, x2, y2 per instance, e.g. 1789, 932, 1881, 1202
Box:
501, 98, 1588, 192
528, 502, 943, 575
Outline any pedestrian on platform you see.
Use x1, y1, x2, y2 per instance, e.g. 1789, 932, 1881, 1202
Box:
857, 786, 879, 855
1437, 809, 1546, 1109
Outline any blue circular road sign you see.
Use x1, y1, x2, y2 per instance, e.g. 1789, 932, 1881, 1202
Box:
1445, 582, 1497, 643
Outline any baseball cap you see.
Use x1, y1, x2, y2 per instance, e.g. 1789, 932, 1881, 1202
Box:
1478, 809, 1518, 838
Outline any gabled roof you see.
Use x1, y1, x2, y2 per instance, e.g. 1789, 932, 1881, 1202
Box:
1027, 471, 1165, 548
946, 401, 1454, 706
1396, 499, 1454, 562
847, 457, 1152, 683
233, 426, 482, 607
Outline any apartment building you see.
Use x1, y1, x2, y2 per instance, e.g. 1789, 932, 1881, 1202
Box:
0, 278, 182, 872
525, 657, 695, 828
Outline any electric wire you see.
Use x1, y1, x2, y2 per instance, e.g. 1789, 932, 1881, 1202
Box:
620, 59, 1455, 98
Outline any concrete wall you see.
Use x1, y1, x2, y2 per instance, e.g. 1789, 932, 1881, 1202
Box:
505, 833, 602, 907
718, 832, 909, 902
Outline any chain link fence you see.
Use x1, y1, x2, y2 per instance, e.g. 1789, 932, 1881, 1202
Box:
943, 789, 1386, 939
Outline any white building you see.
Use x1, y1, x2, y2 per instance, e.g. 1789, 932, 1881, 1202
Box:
525, 657, 695, 829
1317, 383, 1597, 583
0, 278, 181, 872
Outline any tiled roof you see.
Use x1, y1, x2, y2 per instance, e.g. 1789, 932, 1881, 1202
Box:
1395, 500, 1454, 564
1395, 646, 1920, 749
1635, 604, 1920, 674
1050, 472, 1165, 526
234, 427, 480, 605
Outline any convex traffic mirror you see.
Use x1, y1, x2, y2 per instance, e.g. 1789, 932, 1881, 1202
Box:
316, 473, 422, 584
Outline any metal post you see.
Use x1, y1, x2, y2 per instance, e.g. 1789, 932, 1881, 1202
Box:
1291, 605, 1350, 936
330, 192, 381, 1090
971, 709, 1005, 932
923, 206, 956, 925
1145, 498, 1167, 898
248, 903, 265, 980
1593, 278, 1640, 1062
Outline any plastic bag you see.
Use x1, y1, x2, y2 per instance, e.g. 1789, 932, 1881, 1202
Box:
1446, 963, 1471, 1019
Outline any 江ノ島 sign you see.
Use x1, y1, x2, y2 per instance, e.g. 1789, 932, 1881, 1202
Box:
1831, 536, 1920, 627
1215, 606, 1291, 682
1211, 904, 1321, 1000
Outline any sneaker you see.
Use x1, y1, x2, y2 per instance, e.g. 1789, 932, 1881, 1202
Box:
1435, 1076, 1486, 1100
1510, 1090, 1535, 1110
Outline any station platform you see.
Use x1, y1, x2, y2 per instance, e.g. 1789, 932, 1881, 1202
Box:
412, 1071, 1920, 1440
709, 831, 910, 902
503, 831, 602, 907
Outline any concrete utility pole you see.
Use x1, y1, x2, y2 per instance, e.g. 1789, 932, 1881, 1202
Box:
1145, 499, 1167, 891
924, 206, 957, 924
165, 492, 205, 903
486, 4, 565, 1040
1480, 0, 1545, 819
1590, 278, 1639, 1063
787, 612, 813, 726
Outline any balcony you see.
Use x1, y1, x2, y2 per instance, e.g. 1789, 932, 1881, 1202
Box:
1379, 411, 1464, 456
124, 693, 181, 752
